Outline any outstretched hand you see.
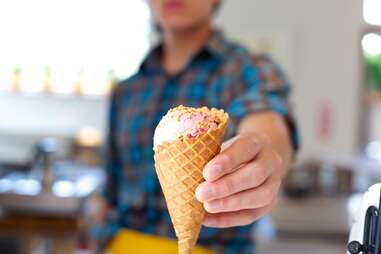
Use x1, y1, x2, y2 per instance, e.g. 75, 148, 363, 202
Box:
195, 132, 286, 228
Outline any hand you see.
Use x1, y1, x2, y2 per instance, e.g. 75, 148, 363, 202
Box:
195, 132, 285, 228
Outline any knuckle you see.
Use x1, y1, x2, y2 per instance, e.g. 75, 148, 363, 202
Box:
223, 197, 239, 211
256, 164, 266, 178
223, 179, 236, 195
251, 164, 266, 185
245, 132, 264, 145
219, 198, 229, 210
247, 136, 260, 150
239, 136, 260, 158
246, 193, 257, 208
220, 153, 233, 169
242, 169, 255, 188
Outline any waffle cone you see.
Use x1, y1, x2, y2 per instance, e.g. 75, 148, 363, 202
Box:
154, 107, 229, 254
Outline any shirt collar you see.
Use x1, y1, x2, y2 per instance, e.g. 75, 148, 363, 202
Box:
203, 30, 229, 58
140, 44, 163, 73
140, 30, 229, 73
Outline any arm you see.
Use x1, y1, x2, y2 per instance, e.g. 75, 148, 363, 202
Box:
195, 112, 293, 227
196, 54, 298, 227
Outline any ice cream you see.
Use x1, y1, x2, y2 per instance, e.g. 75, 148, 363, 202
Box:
153, 105, 220, 150
154, 105, 229, 254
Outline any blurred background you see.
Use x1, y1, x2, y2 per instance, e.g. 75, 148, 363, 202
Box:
0, 0, 381, 253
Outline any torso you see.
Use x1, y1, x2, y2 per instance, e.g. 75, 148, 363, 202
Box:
111, 32, 261, 254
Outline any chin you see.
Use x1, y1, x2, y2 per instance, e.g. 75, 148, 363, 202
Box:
160, 17, 195, 32
163, 25, 191, 33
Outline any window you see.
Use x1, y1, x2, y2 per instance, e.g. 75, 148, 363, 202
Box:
363, 0, 381, 26
0, 0, 151, 95
362, 33, 381, 56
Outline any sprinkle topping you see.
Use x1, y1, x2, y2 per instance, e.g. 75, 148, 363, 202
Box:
153, 105, 223, 149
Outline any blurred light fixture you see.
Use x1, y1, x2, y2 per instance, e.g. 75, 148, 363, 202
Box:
18, 66, 45, 93
52, 180, 75, 197
365, 141, 381, 160
363, 0, 381, 26
80, 68, 109, 96
50, 67, 78, 94
362, 33, 381, 56
0, 178, 13, 193
14, 179, 41, 196
76, 127, 103, 147
0, 66, 13, 92
75, 176, 97, 198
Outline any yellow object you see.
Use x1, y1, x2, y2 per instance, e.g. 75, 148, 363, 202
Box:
107, 229, 215, 254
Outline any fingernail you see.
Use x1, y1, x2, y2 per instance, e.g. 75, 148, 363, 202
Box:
196, 184, 214, 202
204, 164, 222, 180
205, 200, 222, 212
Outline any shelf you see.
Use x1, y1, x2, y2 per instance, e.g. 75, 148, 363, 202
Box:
0, 91, 109, 102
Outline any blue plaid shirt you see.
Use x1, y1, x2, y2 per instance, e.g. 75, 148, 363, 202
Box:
100, 31, 298, 254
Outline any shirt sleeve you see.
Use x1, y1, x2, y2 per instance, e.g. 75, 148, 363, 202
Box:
102, 85, 123, 207
225, 54, 299, 151
90, 85, 124, 249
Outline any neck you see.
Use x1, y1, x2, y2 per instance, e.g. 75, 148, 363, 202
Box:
162, 24, 212, 75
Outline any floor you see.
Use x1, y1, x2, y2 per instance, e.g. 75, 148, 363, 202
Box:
257, 237, 346, 254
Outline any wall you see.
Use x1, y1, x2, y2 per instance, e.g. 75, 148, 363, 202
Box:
0, 94, 107, 137
216, 0, 364, 161
0, 93, 107, 163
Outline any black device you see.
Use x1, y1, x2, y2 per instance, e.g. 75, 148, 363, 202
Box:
348, 189, 381, 254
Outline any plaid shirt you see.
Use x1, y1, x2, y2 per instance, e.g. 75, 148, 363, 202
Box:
99, 31, 298, 254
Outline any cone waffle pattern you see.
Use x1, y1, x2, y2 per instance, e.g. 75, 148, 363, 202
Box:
154, 108, 228, 254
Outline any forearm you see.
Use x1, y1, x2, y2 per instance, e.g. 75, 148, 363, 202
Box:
237, 111, 294, 175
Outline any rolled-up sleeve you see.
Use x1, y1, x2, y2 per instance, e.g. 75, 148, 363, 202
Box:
226, 54, 299, 151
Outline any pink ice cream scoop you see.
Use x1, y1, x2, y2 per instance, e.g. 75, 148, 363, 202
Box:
153, 105, 220, 150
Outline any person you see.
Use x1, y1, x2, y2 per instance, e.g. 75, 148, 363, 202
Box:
95, 0, 298, 253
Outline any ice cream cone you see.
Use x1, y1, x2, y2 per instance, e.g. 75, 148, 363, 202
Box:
154, 107, 229, 254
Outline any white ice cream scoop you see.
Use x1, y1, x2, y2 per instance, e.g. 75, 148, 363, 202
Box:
153, 105, 220, 150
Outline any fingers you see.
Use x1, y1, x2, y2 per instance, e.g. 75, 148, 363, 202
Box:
203, 197, 278, 228
203, 177, 281, 213
196, 159, 270, 202
203, 134, 263, 182
220, 136, 238, 151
